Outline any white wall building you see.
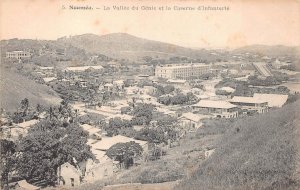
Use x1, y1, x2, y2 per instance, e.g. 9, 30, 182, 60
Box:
155, 64, 210, 80
6, 51, 32, 60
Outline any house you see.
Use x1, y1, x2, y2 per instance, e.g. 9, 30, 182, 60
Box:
79, 80, 88, 88
230, 96, 268, 114
91, 135, 148, 152
192, 100, 239, 118
167, 79, 189, 88
143, 85, 157, 95
6, 51, 32, 60
104, 83, 114, 91
43, 77, 57, 83
253, 93, 288, 108
113, 80, 125, 91
179, 113, 208, 129
14, 180, 40, 190
57, 162, 81, 187
1, 125, 27, 141
84, 151, 115, 182
220, 86, 235, 93
65, 66, 104, 73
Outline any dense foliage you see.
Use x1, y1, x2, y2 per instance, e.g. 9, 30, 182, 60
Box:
106, 142, 143, 169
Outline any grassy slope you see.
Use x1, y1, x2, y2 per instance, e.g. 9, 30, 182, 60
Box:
0, 67, 61, 112
174, 100, 300, 190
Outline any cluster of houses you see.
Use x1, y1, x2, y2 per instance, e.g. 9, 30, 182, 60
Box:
56, 122, 149, 187
2, 51, 298, 189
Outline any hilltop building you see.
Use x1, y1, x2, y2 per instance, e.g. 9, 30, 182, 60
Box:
6, 51, 32, 60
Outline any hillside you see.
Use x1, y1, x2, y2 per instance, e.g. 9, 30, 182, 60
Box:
174, 100, 300, 190
0, 67, 62, 112
60, 33, 220, 61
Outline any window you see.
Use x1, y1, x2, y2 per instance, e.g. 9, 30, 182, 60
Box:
70, 178, 75, 186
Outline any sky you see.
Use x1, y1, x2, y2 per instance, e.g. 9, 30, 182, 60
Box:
1, 0, 299, 48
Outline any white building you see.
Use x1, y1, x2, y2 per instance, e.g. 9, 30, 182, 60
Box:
192, 100, 239, 118
230, 96, 268, 114
6, 51, 32, 60
155, 64, 210, 80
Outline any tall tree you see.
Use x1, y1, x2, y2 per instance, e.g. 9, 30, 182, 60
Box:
0, 139, 16, 189
106, 142, 143, 169
15, 114, 93, 185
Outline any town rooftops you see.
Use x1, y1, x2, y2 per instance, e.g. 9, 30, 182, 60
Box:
156, 63, 208, 69
39, 66, 54, 70
113, 80, 124, 84
65, 65, 103, 72
220, 86, 235, 93
230, 96, 267, 104
193, 100, 237, 109
253, 93, 288, 107
91, 135, 147, 151
104, 83, 113, 87
43, 77, 57, 83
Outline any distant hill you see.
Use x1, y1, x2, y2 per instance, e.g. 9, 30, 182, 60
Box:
59, 33, 219, 61
232, 45, 300, 59
0, 67, 62, 112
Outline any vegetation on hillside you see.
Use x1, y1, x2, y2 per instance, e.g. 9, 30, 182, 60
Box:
174, 100, 300, 190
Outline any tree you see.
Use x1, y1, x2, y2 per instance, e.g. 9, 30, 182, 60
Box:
15, 113, 93, 185
106, 142, 143, 169
0, 140, 16, 189
132, 103, 154, 125
106, 117, 132, 137
20, 98, 29, 116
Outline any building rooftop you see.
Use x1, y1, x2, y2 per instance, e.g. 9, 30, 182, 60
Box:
39, 66, 54, 70
167, 79, 187, 83
16, 180, 40, 190
156, 63, 209, 69
66, 65, 103, 72
91, 135, 147, 151
230, 96, 267, 104
220, 86, 235, 93
43, 77, 57, 83
253, 93, 288, 107
193, 100, 237, 109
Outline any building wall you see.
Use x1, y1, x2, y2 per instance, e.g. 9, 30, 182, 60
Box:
59, 163, 81, 187
155, 64, 210, 80
84, 159, 114, 182
6, 51, 31, 60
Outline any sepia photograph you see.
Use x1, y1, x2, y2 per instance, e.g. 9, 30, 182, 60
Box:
0, 0, 300, 189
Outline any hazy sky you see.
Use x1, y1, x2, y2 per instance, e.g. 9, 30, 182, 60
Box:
1, 0, 299, 48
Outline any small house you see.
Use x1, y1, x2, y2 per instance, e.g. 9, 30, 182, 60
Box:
57, 162, 81, 187
179, 113, 208, 129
